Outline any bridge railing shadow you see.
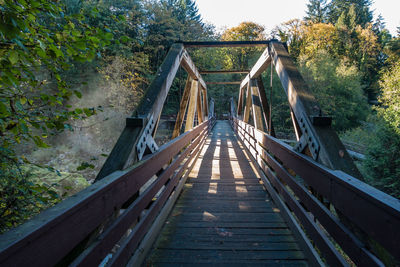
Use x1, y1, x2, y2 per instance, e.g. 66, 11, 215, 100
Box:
230, 115, 400, 266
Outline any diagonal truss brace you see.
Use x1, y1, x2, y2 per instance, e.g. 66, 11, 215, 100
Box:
136, 115, 159, 160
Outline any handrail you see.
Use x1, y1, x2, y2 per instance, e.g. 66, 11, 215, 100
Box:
230, 115, 400, 266
0, 117, 216, 267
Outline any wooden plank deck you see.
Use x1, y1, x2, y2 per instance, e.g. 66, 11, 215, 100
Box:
145, 121, 309, 266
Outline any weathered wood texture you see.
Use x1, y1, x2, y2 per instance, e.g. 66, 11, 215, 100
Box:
250, 79, 264, 131
185, 80, 199, 132
172, 76, 193, 138
256, 77, 275, 136
181, 40, 271, 47
206, 81, 242, 85
181, 49, 207, 90
231, 117, 400, 265
200, 70, 249, 74
243, 83, 252, 123
196, 89, 204, 124
145, 121, 308, 266
0, 120, 211, 267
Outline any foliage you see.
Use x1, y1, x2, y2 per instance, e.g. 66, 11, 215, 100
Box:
221, 22, 265, 69
298, 50, 369, 130
304, 0, 328, 23
362, 61, 400, 199
143, 0, 212, 69
0, 162, 59, 232
327, 0, 373, 27
376, 61, 400, 135
82, 0, 145, 57
299, 22, 338, 57
363, 122, 400, 199
272, 19, 304, 60
0, 0, 110, 231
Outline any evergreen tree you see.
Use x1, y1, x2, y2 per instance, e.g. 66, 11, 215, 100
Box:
304, 0, 328, 23
166, 0, 202, 24
328, 0, 373, 27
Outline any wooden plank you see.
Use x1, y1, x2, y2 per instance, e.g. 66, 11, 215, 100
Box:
240, 47, 271, 90
256, 77, 275, 136
200, 70, 249, 74
181, 40, 270, 47
184, 80, 199, 132
243, 83, 252, 123
237, 85, 245, 117
290, 108, 302, 141
196, 89, 204, 124
156, 241, 301, 251
148, 261, 309, 266
161, 227, 292, 236
172, 76, 193, 138
97, 43, 184, 179
174, 212, 284, 223
180, 49, 207, 90
250, 79, 265, 131
188, 184, 265, 191
150, 249, 306, 261
202, 87, 209, 118
206, 81, 242, 85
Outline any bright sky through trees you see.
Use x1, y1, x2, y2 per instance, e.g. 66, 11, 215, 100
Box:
196, 0, 399, 35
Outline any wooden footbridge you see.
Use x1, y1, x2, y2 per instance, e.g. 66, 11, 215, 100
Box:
1, 40, 400, 266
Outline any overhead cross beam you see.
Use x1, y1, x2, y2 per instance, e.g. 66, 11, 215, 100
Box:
180, 40, 271, 48
200, 70, 249, 74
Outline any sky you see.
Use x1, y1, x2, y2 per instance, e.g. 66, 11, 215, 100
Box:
195, 0, 399, 36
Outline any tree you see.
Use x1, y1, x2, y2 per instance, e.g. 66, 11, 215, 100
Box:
0, 0, 110, 231
300, 23, 338, 57
304, 0, 328, 23
328, 0, 373, 27
271, 19, 304, 60
298, 50, 369, 131
220, 22, 266, 69
143, 0, 211, 69
166, 0, 202, 25
363, 60, 400, 199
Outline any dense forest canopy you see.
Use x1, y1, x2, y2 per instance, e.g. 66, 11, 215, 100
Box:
0, 0, 399, 232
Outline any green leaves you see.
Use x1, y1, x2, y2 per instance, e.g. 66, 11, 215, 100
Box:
76, 162, 95, 171
32, 136, 50, 148
8, 50, 19, 65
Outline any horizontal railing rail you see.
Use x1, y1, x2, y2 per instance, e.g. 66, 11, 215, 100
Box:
230, 115, 400, 266
0, 117, 215, 267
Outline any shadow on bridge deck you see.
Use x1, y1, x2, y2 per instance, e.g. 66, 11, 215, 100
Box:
144, 121, 309, 266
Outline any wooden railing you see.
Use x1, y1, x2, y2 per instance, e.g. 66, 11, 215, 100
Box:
230, 115, 400, 266
0, 117, 215, 267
